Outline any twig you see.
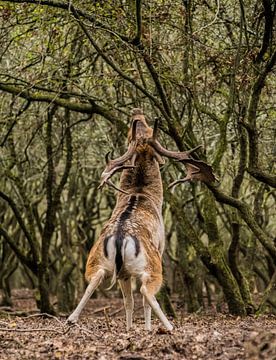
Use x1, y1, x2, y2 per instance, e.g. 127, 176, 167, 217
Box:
104, 307, 112, 332
71, 323, 102, 338
256, 268, 276, 315
0, 306, 12, 311
91, 305, 111, 314
109, 306, 124, 317
0, 327, 64, 334
24, 312, 65, 327
0, 310, 39, 317
193, 0, 220, 36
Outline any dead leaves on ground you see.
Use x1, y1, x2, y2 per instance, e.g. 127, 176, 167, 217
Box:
0, 314, 275, 359
0, 292, 275, 359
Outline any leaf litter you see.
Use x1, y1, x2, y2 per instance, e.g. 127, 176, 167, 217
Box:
0, 290, 275, 360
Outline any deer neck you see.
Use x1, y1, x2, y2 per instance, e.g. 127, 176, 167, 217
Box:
119, 150, 163, 209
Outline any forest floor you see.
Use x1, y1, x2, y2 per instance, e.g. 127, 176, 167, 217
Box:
0, 289, 275, 360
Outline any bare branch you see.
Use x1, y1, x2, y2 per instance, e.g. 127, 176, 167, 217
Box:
0, 226, 37, 273
0, 83, 126, 130
0, 191, 39, 265
207, 183, 276, 262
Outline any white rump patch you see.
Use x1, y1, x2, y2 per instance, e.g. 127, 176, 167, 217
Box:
123, 235, 146, 277
102, 235, 146, 285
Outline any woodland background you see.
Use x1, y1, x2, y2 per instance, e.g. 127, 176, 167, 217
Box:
0, 0, 275, 319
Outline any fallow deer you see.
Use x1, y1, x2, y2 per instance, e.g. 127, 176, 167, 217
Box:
68, 108, 215, 331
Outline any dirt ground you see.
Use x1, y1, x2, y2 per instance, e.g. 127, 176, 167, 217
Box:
0, 290, 275, 360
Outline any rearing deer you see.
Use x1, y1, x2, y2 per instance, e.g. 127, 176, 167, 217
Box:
68, 108, 215, 331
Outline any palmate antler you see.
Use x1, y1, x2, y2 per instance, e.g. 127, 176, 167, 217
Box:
148, 118, 217, 189
98, 117, 139, 194
99, 110, 217, 194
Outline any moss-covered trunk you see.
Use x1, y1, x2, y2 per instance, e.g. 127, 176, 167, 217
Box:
37, 263, 54, 314
202, 190, 246, 315
170, 193, 246, 315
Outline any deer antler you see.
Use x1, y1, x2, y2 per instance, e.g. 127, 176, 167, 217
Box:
148, 118, 217, 188
98, 116, 140, 194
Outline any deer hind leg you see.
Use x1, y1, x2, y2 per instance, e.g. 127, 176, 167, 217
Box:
140, 274, 173, 331
143, 296, 152, 331
119, 277, 134, 331
67, 268, 105, 324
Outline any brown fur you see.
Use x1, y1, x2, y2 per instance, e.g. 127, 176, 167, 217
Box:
68, 109, 173, 331
85, 141, 164, 285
